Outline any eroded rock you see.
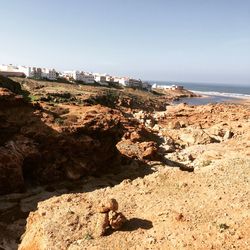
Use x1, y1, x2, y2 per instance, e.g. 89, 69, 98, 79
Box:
117, 140, 158, 161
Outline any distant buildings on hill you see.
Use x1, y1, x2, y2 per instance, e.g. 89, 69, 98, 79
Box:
0, 64, 152, 91
0, 64, 57, 80
62, 71, 95, 84
152, 83, 184, 90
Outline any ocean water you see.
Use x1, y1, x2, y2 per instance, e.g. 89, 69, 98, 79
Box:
151, 81, 250, 105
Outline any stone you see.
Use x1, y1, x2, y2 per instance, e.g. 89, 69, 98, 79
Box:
93, 212, 109, 238
180, 129, 214, 145
145, 119, 155, 128
140, 141, 158, 160
223, 130, 233, 140
98, 198, 119, 213
168, 121, 181, 129
159, 144, 175, 154
152, 124, 160, 132
108, 211, 127, 230
117, 140, 158, 161
130, 131, 141, 142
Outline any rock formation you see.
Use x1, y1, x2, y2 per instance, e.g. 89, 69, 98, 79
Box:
0, 83, 147, 194
18, 197, 127, 249
1, 77, 249, 249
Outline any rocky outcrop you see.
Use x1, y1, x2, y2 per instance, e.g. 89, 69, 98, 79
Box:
0, 85, 128, 194
158, 103, 249, 147
0, 78, 163, 194
133, 110, 156, 128
179, 128, 217, 145
0, 76, 22, 94
0, 136, 39, 194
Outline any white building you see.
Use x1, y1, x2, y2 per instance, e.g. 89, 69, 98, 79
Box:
113, 77, 121, 83
104, 75, 114, 82
152, 84, 183, 90
63, 71, 94, 83
0, 64, 31, 77
62, 71, 75, 80
118, 77, 143, 88
0, 64, 19, 72
41, 68, 57, 80
118, 77, 129, 86
18, 66, 33, 78
94, 75, 107, 83
80, 72, 95, 84
0, 64, 151, 90
0, 64, 58, 80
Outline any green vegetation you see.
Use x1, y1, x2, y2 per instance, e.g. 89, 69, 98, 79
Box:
219, 223, 229, 232
202, 160, 212, 167
84, 232, 93, 240
106, 90, 120, 102
29, 94, 40, 102
54, 117, 64, 125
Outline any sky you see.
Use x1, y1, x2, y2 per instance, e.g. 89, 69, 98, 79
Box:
0, 0, 250, 85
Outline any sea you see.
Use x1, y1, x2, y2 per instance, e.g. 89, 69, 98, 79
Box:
150, 81, 250, 105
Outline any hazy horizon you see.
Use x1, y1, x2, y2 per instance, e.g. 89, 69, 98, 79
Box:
147, 79, 250, 86
1, 0, 250, 85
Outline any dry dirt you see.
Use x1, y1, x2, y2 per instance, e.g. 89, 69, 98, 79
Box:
19, 157, 250, 250
0, 76, 249, 250
18, 103, 250, 250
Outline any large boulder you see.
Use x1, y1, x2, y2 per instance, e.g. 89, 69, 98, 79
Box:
179, 128, 217, 145
116, 139, 158, 161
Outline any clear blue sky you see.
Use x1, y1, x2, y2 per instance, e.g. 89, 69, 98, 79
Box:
1, 0, 249, 85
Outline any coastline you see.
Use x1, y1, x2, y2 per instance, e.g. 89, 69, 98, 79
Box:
151, 84, 250, 106
198, 93, 250, 105
173, 94, 250, 106
225, 97, 250, 105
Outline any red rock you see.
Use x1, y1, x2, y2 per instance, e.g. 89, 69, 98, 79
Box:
0, 86, 126, 194
117, 140, 158, 161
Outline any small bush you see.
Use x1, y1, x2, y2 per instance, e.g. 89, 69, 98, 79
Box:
219, 223, 229, 232
84, 233, 93, 240
54, 117, 64, 125
202, 160, 212, 167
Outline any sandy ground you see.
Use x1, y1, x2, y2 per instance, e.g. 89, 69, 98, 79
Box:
18, 102, 250, 250
228, 98, 250, 105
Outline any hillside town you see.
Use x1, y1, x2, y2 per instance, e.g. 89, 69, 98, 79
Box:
0, 64, 152, 91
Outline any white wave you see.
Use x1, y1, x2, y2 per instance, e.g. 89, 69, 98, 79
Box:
192, 90, 250, 99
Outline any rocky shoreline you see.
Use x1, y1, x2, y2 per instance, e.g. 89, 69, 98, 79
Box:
0, 76, 249, 249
